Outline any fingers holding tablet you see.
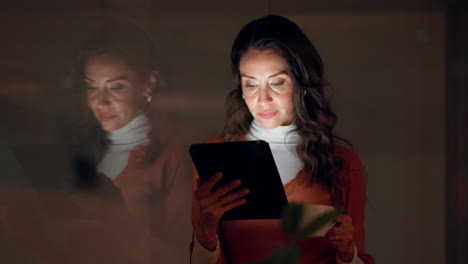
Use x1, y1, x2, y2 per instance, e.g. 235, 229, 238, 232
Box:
194, 172, 223, 202
212, 176, 241, 198
195, 172, 249, 250
196, 172, 249, 214
218, 186, 249, 207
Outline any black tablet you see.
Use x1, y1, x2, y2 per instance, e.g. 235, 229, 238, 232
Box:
189, 140, 288, 221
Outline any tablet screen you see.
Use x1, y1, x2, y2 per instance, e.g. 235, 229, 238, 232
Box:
189, 140, 288, 221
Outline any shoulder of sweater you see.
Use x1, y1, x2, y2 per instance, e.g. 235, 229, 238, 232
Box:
333, 144, 358, 160
129, 138, 189, 164
332, 144, 363, 170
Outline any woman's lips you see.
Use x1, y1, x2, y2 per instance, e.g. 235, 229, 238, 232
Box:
258, 110, 277, 119
98, 113, 116, 121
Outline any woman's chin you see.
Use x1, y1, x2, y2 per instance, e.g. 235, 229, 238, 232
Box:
99, 122, 123, 132
256, 119, 294, 129
256, 120, 280, 130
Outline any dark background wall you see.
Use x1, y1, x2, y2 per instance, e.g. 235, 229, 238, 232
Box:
0, 1, 465, 263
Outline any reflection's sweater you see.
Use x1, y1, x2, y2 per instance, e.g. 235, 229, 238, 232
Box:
0, 114, 192, 263
111, 138, 192, 263
96, 114, 192, 263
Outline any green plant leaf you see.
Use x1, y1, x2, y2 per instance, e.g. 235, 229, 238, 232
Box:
297, 208, 345, 240
250, 246, 301, 264
280, 203, 304, 235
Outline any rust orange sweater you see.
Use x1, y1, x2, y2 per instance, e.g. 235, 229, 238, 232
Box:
191, 137, 374, 264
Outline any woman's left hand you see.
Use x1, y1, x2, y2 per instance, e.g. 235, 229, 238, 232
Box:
325, 214, 355, 262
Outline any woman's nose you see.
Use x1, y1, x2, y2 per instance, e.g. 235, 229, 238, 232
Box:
97, 90, 111, 108
257, 86, 273, 105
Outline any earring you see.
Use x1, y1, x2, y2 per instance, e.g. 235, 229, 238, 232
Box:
304, 90, 307, 95
242, 94, 244, 99
146, 95, 152, 103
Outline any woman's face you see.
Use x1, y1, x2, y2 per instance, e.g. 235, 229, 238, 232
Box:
84, 53, 153, 132
239, 49, 295, 129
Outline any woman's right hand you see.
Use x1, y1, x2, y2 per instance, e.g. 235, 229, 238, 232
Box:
194, 172, 249, 251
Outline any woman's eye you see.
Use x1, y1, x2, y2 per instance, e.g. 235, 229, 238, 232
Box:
108, 84, 124, 91
270, 81, 285, 87
243, 83, 258, 88
86, 86, 98, 92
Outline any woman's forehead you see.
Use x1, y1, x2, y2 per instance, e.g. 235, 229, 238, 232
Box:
84, 54, 139, 80
239, 50, 289, 77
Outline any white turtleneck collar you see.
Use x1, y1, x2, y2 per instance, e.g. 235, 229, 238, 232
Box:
247, 120, 299, 145
107, 114, 150, 150
98, 114, 150, 179
246, 120, 302, 184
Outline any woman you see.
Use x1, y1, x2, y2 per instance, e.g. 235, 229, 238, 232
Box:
72, 21, 192, 263
191, 15, 374, 264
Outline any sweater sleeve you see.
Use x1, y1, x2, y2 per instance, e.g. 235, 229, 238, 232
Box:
336, 243, 366, 264
342, 150, 375, 264
191, 235, 220, 264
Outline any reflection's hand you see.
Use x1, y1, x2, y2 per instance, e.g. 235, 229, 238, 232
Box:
325, 214, 355, 262
194, 172, 249, 251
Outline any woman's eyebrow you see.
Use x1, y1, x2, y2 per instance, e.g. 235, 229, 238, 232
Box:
268, 71, 288, 78
240, 73, 256, 79
105, 76, 129, 82
84, 76, 129, 82
240, 71, 288, 79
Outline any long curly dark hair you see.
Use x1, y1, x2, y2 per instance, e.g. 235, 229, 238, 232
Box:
223, 15, 350, 206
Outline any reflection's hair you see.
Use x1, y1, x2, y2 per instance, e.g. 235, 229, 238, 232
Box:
73, 21, 164, 165
223, 15, 349, 206
75, 21, 158, 78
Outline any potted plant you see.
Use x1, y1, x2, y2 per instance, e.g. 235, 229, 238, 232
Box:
252, 203, 344, 264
